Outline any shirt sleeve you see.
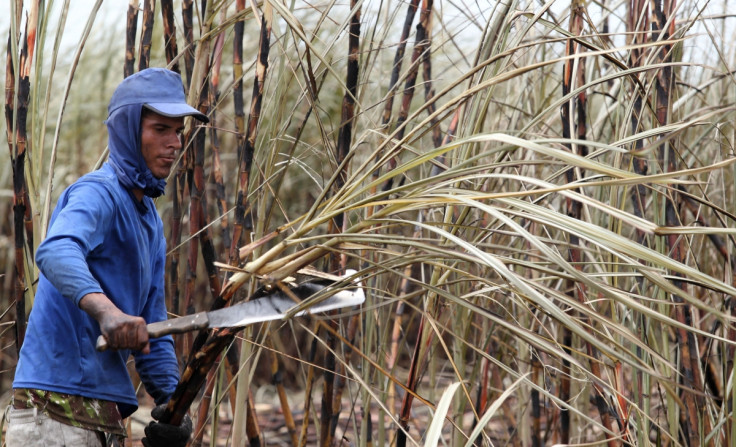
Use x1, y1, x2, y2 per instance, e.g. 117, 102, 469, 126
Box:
134, 228, 179, 404
35, 183, 114, 306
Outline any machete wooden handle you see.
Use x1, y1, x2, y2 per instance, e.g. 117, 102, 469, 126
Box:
95, 311, 210, 351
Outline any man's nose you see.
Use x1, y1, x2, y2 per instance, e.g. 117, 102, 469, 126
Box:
169, 131, 183, 150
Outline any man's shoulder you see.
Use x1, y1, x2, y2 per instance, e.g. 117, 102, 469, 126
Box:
66, 164, 124, 199
76, 164, 119, 187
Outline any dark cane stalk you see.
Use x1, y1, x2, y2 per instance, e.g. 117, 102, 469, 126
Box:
160, 0, 180, 74
396, 316, 431, 447
368, 0, 419, 217
230, 0, 270, 267
560, 3, 620, 445
380, 0, 431, 194
137, 0, 154, 71
380, 0, 419, 131
124, 0, 138, 78
230, 0, 247, 262
319, 2, 361, 446
271, 348, 299, 447
417, 0, 442, 149
626, 1, 652, 437
651, 2, 706, 444
230, 4, 274, 446
182, 0, 194, 85
5, 0, 38, 354
209, 31, 232, 253
190, 365, 218, 447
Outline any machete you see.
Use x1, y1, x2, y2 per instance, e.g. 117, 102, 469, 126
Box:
96, 271, 364, 351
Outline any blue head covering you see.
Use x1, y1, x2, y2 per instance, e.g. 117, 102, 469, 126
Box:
106, 68, 209, 198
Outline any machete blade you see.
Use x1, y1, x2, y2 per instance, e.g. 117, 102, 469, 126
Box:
96, 270, 364, 351
207, 284, 364, 329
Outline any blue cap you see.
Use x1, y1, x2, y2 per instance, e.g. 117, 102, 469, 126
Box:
108, 68, 209, 123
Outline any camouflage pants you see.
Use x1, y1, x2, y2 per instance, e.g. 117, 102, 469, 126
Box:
3, 406, 118, 447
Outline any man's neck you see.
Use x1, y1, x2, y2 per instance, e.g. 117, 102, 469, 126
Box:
132, 189, 144, 201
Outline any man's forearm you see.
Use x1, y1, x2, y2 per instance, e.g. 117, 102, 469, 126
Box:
79, 292, 119, 320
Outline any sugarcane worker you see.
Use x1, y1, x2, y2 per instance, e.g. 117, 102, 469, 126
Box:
6, 68, 207, 447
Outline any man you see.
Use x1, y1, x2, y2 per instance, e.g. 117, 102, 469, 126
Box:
6, 68, 207, 446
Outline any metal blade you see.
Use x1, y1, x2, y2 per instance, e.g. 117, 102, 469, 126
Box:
205, 283, 365, 329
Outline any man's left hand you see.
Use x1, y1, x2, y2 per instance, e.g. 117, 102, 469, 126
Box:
142, 403, 193, 447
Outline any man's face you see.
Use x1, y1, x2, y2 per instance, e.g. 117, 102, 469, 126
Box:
140, 112, 185, 179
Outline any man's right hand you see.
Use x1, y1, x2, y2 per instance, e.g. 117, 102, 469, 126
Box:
79, 292, 151, 354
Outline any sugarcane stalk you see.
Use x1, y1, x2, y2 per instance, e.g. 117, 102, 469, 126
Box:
559, 3, 579, 443
369, 0, 418, 213
323, 0, 361, 443
628, 0, 650, 243
230, 0, 246, 260
396, 315, 428, 447
183, 119, 201, 322
626, 2, 653, 439
162, 247, 246, 428
169, 165, 187, 363
161, 329, 238, 426
188, 69, 226, 351
342, 6, 363, 242
177, 0, 221, 355
319, 320, 338, 447
329, 302, 361, 442
190, 363, 218, 447
6, 2, 36, 354
195, 81, 221, 306
19, 0, 36, 275
651, 1, 706, 444
138, 0, 154, 71
271, 348, 299, 447
383, 13, 444, 400
231, 4, 272, 446
417, 0, 441, 149
160, 0, 180, 74
244, 388, 263, 447
182, 0, 194, 86
380, 0, 419, 132
559, 326, 572, 444
364, 404, 373, 447
560, 4, 621, 445
490, 349, 521, 447
230, 0, 269, 267
299, 331, 320, 447
124, 0, 138, 78
7, 45, 29, 355
381, 0, 430, 190
386, 261, 415, 426
531, 351, 541, 447
318, 3, 362, 445
209, 24, 231, 254
223, 341, 242, 415
472, 348, 490, 447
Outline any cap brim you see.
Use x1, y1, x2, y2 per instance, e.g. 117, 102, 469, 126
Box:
144, 103, 209, 123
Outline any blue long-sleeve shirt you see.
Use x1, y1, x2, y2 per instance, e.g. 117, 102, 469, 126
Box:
13, 163, 179, 418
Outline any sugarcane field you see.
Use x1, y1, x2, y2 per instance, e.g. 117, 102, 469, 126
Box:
3, 0, 736, 445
